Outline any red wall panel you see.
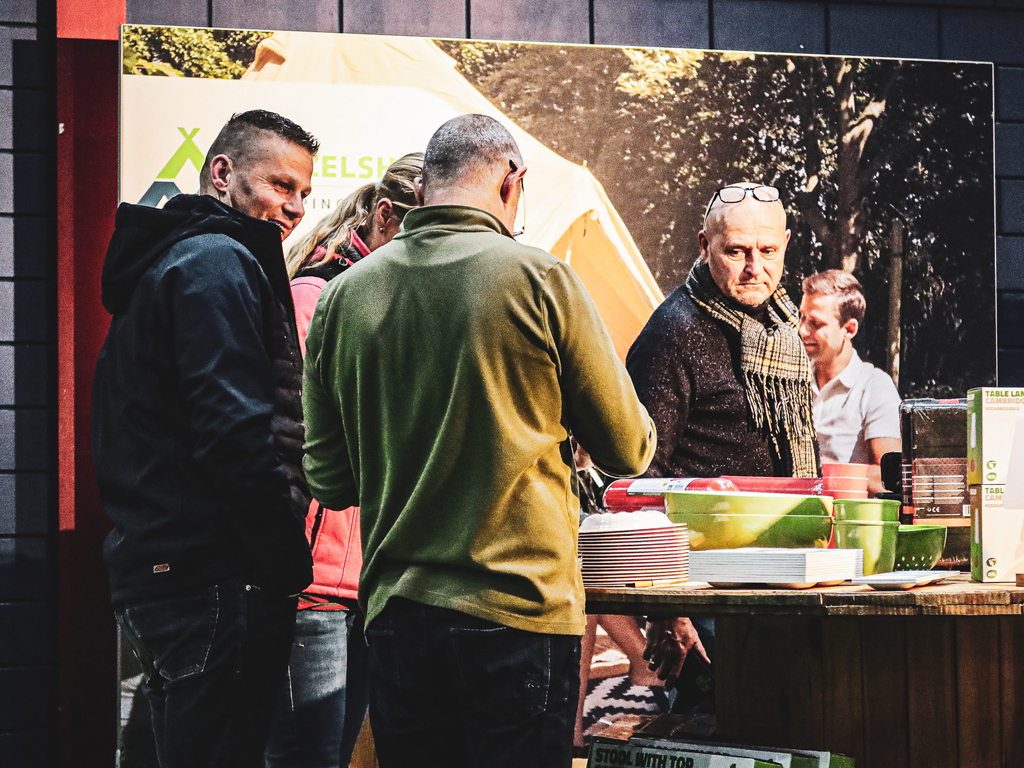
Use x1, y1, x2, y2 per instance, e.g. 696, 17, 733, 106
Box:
57, 0, 125, 40
56, 37, 119, 767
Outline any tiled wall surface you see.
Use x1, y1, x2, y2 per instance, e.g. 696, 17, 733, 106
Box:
1, 0, 58, 764
2, 0, 1023, 765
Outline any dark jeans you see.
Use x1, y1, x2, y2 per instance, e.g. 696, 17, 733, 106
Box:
115, 579, 297, 768
265, 609, 370, 768
366, 598, 581, 768
340, 611, 371, 764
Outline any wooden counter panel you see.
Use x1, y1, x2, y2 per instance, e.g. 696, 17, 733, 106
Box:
923, 603, 1024, 616
860, 617, 908, 768
715, 616, 825, 752
587, 580, 1024, 768
823, 605, 919, 616
955, 618, 1002, 768
822, 617, 865, 763
906, 618, 957, 768
586, 574, 1024, 618
1000, 617, 1024, 767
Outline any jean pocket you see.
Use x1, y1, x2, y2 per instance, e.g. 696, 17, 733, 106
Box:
366, 624, 413, 719
121, 586, 220, 683
365, 624, 398, 685
450, 625, 550, 720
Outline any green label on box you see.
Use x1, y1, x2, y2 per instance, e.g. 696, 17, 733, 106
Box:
970, 483, 1024, 582
967, 388, 1024, 485
967, 389, 981, 485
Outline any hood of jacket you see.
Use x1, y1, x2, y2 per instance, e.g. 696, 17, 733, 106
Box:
101, 194, 295, 316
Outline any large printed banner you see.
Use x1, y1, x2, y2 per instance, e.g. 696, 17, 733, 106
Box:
120, 31, 664, 358
120, 26, 996, 391
122, 79, 450, 213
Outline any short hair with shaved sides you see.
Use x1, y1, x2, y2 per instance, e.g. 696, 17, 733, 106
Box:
802, 269, 867, 325
421, 114, 520, 193
199, 109, 319, 192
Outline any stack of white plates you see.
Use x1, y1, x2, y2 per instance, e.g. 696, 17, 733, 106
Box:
579, 511, 689, 588
689, 547, 863, 586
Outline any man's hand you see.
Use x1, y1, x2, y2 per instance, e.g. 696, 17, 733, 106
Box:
571, 437, 594, 470
642, 617, 709, 688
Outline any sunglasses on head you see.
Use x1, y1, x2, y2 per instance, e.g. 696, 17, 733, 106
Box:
703, 185, 781, 224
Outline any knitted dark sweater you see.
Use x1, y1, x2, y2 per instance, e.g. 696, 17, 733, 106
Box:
626, 285, 779, 478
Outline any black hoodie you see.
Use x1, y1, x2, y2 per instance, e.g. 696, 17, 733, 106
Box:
93, 194, 314, 603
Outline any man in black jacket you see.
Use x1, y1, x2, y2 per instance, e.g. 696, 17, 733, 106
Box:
627, 182, 817, 481
627, 183, 818, 706
92, 110, 318, 768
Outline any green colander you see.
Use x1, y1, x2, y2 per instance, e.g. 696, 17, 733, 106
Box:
893, 525, 948, 571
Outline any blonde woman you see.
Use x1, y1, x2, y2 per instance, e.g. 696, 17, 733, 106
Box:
287, 152, 424, 354
266, 152, 423, 768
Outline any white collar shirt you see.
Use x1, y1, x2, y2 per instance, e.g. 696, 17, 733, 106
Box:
812, 350, 902, 465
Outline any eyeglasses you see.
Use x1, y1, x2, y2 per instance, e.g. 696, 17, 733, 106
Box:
505, 159, 526, 238
703, 185, 781, 224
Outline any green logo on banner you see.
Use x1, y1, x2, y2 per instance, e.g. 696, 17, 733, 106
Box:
138, 127, 205, 207
156, 127, 205, 179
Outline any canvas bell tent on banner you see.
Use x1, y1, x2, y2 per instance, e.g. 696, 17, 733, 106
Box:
120, 30, 664, 358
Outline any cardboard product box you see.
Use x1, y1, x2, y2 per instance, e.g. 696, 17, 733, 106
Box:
970, 484, 1024, 582
587, 738, 781, 768
626, 737, 855, 768
900, 399, 968, 518
967, 388, 1024, 485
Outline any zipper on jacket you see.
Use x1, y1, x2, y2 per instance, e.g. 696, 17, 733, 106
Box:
309, 502, 326, 551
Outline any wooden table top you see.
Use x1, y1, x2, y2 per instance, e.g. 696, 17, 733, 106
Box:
585, 572, 1024, 618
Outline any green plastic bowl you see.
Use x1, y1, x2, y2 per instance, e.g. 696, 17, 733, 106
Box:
833, 498, 900, 523
664, 490, 833, 519
665, 491, 833, 551
835, 520, 899, 575
662, 512, 833, 551
893, 525, 948, 571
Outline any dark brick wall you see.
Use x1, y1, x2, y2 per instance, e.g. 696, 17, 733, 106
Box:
0, 0, 58, 765
2, 0, 1023, 765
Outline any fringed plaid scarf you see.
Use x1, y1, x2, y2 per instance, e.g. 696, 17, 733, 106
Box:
685, 258, 819, 478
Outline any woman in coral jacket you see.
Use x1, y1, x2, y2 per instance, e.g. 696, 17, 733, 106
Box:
266, 153, 423, 768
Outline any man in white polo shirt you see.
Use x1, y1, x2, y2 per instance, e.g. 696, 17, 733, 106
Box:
799, 270, 901, 495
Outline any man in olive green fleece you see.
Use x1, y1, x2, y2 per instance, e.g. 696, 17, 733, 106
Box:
302, 114, 655, 767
